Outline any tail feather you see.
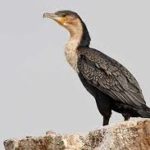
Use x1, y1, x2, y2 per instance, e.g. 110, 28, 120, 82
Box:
138, 107, 150, 118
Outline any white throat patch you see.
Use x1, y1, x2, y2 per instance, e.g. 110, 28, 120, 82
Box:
64, 21, 83, 72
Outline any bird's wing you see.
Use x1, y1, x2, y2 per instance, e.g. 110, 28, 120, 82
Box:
77, 48, 146, 107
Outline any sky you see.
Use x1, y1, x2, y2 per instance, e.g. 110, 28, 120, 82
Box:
0, 0, 150, 149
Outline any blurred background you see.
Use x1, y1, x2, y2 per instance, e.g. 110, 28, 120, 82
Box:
0, 0, 150, 149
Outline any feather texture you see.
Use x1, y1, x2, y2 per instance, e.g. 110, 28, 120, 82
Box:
77, 47, 146, 107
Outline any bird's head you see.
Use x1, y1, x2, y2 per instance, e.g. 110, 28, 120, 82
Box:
43, 10, 91, 47
43, 10, 83, 35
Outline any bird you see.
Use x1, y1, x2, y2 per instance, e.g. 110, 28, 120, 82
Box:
43, 10, 150, 125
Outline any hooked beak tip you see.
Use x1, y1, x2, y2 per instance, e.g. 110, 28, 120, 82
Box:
43, 12, 57, 19
43, 13, 49, 18
43, 13, 46, 18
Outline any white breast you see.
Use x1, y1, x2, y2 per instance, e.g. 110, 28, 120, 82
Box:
64, 20, 83, 72
65, 39, 79, 72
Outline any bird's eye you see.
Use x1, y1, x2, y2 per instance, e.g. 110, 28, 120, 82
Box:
61, 14, 67, 17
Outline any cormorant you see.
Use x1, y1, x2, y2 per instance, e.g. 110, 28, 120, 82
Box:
43, 10, 150, 125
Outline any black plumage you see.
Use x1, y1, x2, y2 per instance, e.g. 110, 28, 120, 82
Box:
77, 47, 150, 125
44, 10, 150, 125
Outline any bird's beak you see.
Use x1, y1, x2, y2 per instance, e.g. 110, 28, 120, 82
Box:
43, 12, 66, 26
43, 13, 58, 20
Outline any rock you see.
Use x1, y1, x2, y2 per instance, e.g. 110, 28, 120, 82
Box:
4, 119, 150, 150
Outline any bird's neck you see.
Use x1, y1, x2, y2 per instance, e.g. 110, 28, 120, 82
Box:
66, 19, 91, 49
79, 20, 91, 48
65, 20, 91, 72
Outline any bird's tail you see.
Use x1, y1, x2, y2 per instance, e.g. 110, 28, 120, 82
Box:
138, 106, 150, 118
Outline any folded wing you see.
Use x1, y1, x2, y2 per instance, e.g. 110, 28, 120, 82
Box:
77, 48, 146, 107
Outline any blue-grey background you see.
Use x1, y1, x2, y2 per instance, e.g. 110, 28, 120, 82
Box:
0, 0, 150, 149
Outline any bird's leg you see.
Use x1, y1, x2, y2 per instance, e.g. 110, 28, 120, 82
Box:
95, 96, 112, 126
122, 113, 130, 121
103, 116, 110, 126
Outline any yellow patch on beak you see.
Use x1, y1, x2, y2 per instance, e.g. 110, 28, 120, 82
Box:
55, 17, 67, 26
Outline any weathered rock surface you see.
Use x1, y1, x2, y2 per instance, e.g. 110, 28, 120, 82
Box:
4, 119, 150, 150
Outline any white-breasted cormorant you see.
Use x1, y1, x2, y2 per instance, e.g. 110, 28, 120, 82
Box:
43, 10, 150, 125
